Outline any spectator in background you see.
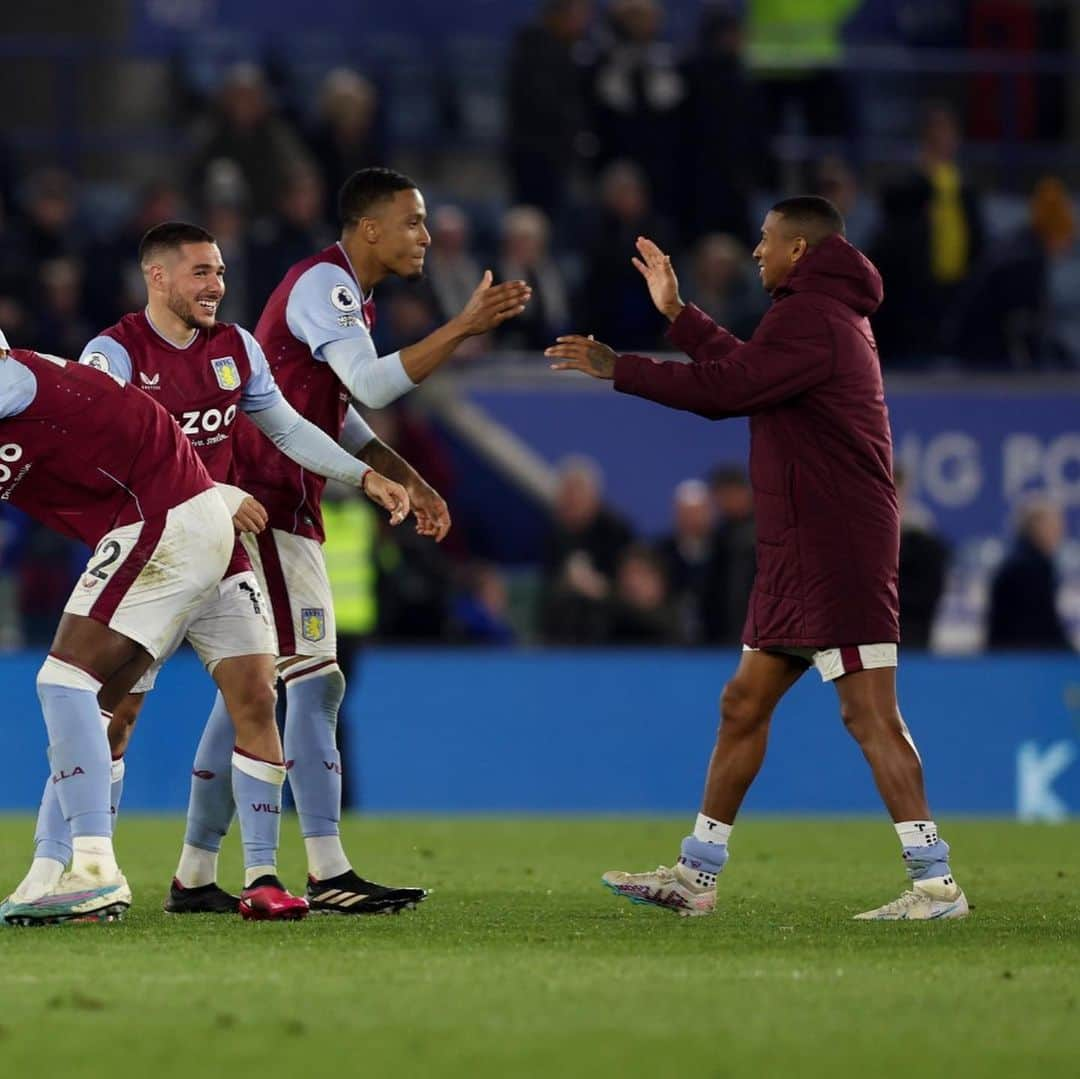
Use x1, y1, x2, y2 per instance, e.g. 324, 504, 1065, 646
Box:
17, 523, 80, 645
419, 205, 483, 325
11, 168, 85, 269
580, 159, 674, 348
945, 177, 1076, 369
452, 562, 516, 645
747, 0, 856, 140
506, 0, 594, 220
495, 206, 571, 351
85, 180, 184, 324
871, 102, 985, 363
307, 68, 384, 226
200, 159, 255, 325
374, 516, 452, 642
814, 156, 877, 251
895, 466, 948, 650
655, 478, 715, 643
0, 137, 16, 224
701, 465, 756, 644
250, 165, 335, 313
189, 63, 310, 224
31, 257, 92, 358
988, 497, 1072, 651
0, 505, 29, 649
682, 233, 767, 342
378, 288, 441, 355
7, 170, 87, 332
678, 4, 765, 246
540, 455, 633, 642
589, 0, 686, 213
607, 544, 682, 644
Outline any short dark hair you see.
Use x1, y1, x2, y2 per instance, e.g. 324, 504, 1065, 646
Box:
338, 167, 418, 229
139, 221, 216, 267
770, 195, 845, 246
708, 464, 748, 489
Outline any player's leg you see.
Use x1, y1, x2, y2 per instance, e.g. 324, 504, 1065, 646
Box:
4, 489, 234, 924
167, 562, 305, 918
603, 648, 807, 916
257, 528, 426, 914
17, 692, 141, 903
214, 652, 306, 920
1, 613, 151, 925
168, 689, 238, 912
832, 662, 967, 920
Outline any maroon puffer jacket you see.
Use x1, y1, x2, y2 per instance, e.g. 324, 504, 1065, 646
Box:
614, 235, 899, 648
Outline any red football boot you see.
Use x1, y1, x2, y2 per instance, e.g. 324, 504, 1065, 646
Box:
238, 875, 309, 921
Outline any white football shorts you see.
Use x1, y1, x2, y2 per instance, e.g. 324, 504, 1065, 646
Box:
64, 487, 233, 661
742, 642, 898, 682
241, 527, 336, 662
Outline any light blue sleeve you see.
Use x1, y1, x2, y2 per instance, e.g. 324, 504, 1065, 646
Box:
285, 262, 374, 361
246, 399, 370, 485
236, 325, 283, 413
0, 357, 37, 418
79, 336, 133, 384
339, 405, 376, 453
285, 262, 416, 409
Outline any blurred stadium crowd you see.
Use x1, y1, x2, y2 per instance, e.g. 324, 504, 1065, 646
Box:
0, 0, 1077, 651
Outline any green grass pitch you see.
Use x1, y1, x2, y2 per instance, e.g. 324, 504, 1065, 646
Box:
0, 816, 1077, 1078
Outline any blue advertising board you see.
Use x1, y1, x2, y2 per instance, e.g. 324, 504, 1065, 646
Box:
2, 649, 1077, 819
464, 381, 1080, 544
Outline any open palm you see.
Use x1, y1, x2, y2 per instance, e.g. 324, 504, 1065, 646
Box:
631, 236, 684, 322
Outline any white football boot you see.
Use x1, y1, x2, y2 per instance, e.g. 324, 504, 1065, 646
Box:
854, 875, 969, 921
1, 869, 131, 926
601, 863, 716, 917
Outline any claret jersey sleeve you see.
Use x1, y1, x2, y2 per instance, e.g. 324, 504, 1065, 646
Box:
285, 261, 414, 408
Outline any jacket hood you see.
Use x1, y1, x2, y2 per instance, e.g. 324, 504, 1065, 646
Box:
777, 234, 883, 316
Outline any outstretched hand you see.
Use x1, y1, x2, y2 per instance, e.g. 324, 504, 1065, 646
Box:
631, 236, 684, 322
457, 271, 533, 336
545, 334, 617, 380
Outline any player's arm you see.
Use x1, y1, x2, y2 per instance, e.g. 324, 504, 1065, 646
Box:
341, 407, 450, 541
79, 336, 134, 382
393, 270, 531, 384
237, 328, 409, 522
547, 301, 833, 419
0, 350, 37, 417
288, 264, 531, 408
632, 237, 743, 363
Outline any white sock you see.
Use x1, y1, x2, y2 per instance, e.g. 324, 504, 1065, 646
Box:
693, 813, 732, 846
244, 864, 277, 887
175, 844, 219, 888
305, 835, 351, 881
71, 836, 119, 880
895, 820, 939, 848
13, 856, 66, 900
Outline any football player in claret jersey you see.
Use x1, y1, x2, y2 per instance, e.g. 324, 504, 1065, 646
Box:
171, 167, 532, 914
6, 222, 412, 922
0, 330, 235, 924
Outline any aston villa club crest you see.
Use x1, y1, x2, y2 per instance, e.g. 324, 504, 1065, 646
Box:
211, 356, 241, 390
301, 607, 326, 642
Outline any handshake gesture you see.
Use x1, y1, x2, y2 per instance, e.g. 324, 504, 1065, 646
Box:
545, 236, 685, 379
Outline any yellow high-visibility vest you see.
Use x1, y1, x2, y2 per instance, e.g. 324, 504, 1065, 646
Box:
747, 0, 860, 71
322, 497, 377, 636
